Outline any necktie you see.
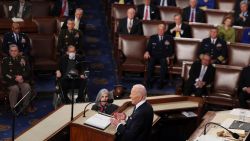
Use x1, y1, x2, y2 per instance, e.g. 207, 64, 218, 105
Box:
119, 0, 125, 4
190, 9, 195, 22
74, 19, 79, 29
60, 0, 67, 17
160, 0, 165, 6
128, 19, 133, 33
175, 25, 180, 37
199, 65, 206, 80
144, 6, 149, 20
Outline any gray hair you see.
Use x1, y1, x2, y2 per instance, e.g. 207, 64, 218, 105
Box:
132, 84, 147, 99
9, 44, 18, 50
75, 8, 83, 13
240, 1, 248, 6
95, 88, 114, 103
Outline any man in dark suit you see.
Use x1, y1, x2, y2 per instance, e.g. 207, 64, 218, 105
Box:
234, 1, 250, 27
56, 45, 86, 103
117, 8, 142, 35
234, 0, 250, 14
10, 0, 32, 19
62, 8, 85, 33
111, 84, 153, 141
153, 0, 176, 6
166, 14, 192, 38
199, 28, 228, 64
182, 0, 206, 23
57, 18, 84, 56
144, 24, 174, 89
52, 0, 76, 17
183, 54, 215, 97
136, 0, 160, 20
238, 65, 250, 108
2, 22, 31, 57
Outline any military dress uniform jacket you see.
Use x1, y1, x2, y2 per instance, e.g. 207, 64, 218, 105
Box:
199, 37, 228, 64
2, 32, 31, 56
146, 34, 174, 59
57, 29, 84, 55
1, 56, 30, 86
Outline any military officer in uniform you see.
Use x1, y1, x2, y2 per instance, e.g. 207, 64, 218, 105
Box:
57, 18, 84, 56
1, 44, 32, 111
199, 28, 228, 64
144, 24, 174, 89
2, 22, 31, 57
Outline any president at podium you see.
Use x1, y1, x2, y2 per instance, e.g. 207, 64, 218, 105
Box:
111, 84, 154, 141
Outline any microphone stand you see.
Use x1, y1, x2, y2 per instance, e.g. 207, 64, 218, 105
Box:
12, 90, 35, 141
204, 122, 240, 139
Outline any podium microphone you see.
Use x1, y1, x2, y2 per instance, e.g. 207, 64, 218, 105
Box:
204, 122, 240, 139
83, 99, 113, 117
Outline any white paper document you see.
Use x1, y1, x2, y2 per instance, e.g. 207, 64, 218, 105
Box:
194, 135, 224, 141
12, 18, 24, 22
230, 108, 250, 118
84, 113, 111, 130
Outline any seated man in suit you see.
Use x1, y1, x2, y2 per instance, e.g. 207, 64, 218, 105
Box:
111, 84, 153, 141
62, 8, 85, 33
111, 0, 133, 4
182, 0, 206, 23
10, 0, 32, 19
2, 22, 31, 57
238, 64, 250, 108
144, 24, 174, 89
136, 0, 160, 20
56, 45, 86, 103
199, 28, 228, 64
117, 8, 142, 35
166, 14, 192, 38
197, 0, 216, 10
1, 44, 34, 113
234, 0, 250, 14
234, 1, 250, 27
183, 53, 215, 97
57, 18, 84, 56
52, 0, 76, 17
241, 27, 250, 43
153, 0, 176, 7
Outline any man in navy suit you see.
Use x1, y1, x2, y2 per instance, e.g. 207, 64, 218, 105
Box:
2, 22, 31, 57
144, 24, 174, 89
62, 8, 85, 33
238, 64, 250, 108
153, 0, 176, 7
117, 8, 142, 35
234, 1, 250, 27
10, 0, 32, 19
166, 14, 192, 38
136, 0, 160, 20
182, 0, 206, 23
52, 0, 76, 17
199, 28, 228, 64
183, 54, 215, 97
111, 84, 154, 141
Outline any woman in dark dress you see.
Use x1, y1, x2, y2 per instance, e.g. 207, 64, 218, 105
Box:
91, 89, 118, 115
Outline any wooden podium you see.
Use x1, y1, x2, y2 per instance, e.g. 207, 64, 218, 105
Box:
70, 96, 204, 141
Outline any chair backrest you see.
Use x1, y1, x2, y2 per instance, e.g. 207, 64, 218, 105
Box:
234, 26, 244, 43
216, 0, 235, 11
181, 61, 193, 81
142, 20, 168, 37
56, 17, 65, 35
133, 0, 144, 6
174, 38, 201, 63
30, 34, 56, 60
119, 35, 147, 62
31, 1, 52, 17
190, 23, 215, 40
204, 9, 233, 25
159, 6, 182, 22
0, 2, 6, 18
112, 4, 135, 19
228, 43, 250, 67
213, 65, 242, 97
33, 17, 56, 34
176, 0, 189, 9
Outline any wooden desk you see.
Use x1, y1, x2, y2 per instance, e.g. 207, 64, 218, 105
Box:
70, 96, 203, 141
188, 111, 250, 141
0, 19, 38, 34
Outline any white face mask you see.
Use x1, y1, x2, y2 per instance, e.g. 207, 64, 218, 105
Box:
68, 52, 76, 60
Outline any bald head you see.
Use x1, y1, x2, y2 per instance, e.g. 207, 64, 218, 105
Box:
129, 84, 147, 105
127, 8, 136, 19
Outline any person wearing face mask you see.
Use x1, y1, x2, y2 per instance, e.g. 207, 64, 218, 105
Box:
91, 89, 118, 115
57, 18, 84, 56
56, 45, 86, 103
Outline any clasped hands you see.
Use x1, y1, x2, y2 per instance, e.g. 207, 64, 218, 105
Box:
110, 112, 127, 127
